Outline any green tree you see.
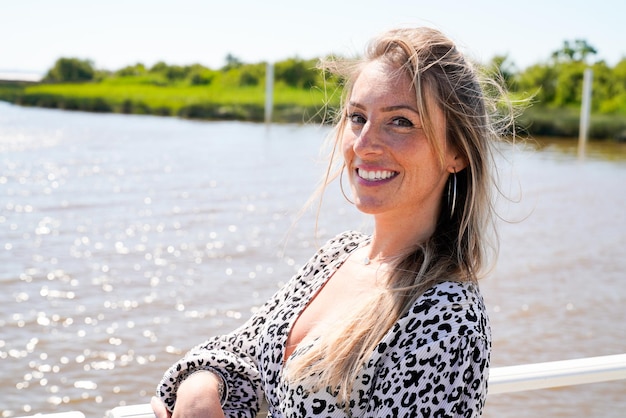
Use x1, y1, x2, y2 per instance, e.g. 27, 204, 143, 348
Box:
187, 64, 216, 86
612, 58, 626, 96
238, 63, 265, 86
147, 62, 193, 83
44, 57, 95, 82
274, 58, 319, 88
223, 54, 243, 71
599, 58, 626, 113
553, 61, 586, 106
164, 65, 189, 82
115, 63, 147, 77
551, 39, 597, 63
220, 63, 266, 87
149, 61, 169, 73
485, 54, 518, 92
514, 63, 557, 105
590, 61, 613, 111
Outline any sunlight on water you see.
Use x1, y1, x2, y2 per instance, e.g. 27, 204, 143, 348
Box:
1, 102, 625, 417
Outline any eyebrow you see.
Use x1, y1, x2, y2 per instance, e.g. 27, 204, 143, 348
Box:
348, 101, 419, 114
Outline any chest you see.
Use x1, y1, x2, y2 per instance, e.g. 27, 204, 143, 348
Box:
283, 260, 384, 362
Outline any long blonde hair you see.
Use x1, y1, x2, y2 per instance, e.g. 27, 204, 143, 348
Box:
285, 27, 512, 403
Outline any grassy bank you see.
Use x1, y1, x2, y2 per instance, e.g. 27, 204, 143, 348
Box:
1, 81, 625, 140
0, 80, 338, 124
516, 106, 626, 141
0, 81, 29, 102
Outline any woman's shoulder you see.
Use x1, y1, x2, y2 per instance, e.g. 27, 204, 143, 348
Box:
295, 230, 369, 279
401, 281, 489, 340
374, 280, 490, 366
314, 230, 370, 258
329, 230, 370, 247
421, 281, 485, 307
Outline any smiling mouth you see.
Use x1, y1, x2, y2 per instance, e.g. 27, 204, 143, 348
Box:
356, 168, 398, 181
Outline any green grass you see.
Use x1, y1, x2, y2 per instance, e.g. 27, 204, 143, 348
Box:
24, 81, 335, 108
0, 81, 29, 101
4, 81, 338, 123
24, 83, 265, 109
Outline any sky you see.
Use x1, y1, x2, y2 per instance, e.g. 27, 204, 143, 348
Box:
1, 0, 624, 77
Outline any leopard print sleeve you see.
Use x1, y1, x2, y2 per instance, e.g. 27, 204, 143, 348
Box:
155, 231, 366, 417
364, 282, 491, 417
262, 279, 490, 418
156, 232, 490, 417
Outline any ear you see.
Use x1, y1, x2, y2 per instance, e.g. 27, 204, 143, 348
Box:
447, 152, 468, 173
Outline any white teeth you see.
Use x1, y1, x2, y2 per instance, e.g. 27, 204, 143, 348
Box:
357, 168, 396, 181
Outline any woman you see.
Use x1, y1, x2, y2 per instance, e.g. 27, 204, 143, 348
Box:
153, 26, 508, 418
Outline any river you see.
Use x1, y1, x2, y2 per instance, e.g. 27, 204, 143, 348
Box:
1, 102, 625, 417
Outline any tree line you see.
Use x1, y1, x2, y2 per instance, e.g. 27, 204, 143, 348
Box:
491, 39, 626, 115
3, 39, 620, 138
43, 39, 625, 116
43, 55, 327, 90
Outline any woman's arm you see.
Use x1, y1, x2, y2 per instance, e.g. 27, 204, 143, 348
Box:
155, 231, 363, 417
153, 370, 226, 418
366, 283, 491, 417
367, 333, 490, 417
155, 313, 265, 417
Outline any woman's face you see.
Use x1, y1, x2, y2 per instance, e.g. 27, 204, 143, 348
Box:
341, 60, 461, 230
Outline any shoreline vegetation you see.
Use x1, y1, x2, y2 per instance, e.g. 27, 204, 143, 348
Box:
1, 40, 625, 140
0, 79, 330, 124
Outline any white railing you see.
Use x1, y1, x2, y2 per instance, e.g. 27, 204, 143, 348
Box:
488, 353, 626, 394
18, 354, 626, 418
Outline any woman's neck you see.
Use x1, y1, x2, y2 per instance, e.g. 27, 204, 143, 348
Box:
367, 213, 437, 261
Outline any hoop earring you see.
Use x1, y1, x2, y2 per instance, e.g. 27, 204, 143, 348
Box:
447, 169, 457, 219
339, 164, 354, 205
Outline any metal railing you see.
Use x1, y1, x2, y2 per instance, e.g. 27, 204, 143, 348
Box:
18, 353, 626, 418
488, 353, 626, 394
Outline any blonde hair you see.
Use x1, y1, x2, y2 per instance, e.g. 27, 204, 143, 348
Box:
285, 27, 512, 403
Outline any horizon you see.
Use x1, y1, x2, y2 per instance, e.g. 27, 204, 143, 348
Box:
1, 0, 624, 76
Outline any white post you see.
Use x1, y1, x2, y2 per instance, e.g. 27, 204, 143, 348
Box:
265, 62, 274, 125
578, 68, 593, 159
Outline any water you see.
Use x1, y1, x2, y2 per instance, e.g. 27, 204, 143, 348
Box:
1, 102, 625, 417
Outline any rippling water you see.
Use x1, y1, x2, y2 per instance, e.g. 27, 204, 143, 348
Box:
1, 102, 625, 417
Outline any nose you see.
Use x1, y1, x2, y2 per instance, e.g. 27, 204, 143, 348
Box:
352, 121, 383, 157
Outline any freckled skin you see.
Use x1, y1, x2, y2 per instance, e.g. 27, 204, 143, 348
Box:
341, 60, 459, 240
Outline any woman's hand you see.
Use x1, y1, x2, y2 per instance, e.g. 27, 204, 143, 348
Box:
151, 396, 171, 418
151, 371, 225, 418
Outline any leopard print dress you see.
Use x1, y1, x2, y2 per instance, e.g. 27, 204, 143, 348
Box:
157, 231, 491, 417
